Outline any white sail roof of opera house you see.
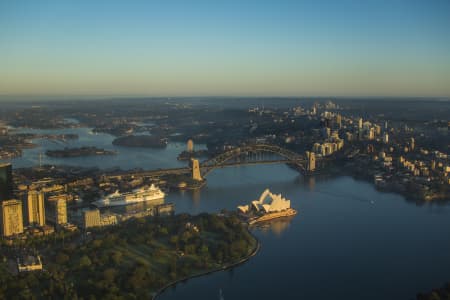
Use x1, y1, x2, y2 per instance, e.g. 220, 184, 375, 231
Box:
237, 189, 291, 213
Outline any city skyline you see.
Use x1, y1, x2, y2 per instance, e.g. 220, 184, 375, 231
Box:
1, 0, 450, 97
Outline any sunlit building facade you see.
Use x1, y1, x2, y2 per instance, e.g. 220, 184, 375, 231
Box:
1, 199, 24, 237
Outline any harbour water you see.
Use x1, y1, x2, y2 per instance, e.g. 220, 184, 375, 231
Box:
161, 167, 450, 300
7, 126, 201, 170
3, 127, 450, 299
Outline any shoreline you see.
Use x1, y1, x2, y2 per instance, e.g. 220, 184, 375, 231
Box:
152, 228, 261, 300
315, 163, 448, 203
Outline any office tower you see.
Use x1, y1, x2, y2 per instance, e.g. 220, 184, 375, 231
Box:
27, 190, 45, 226
336, 114, 342, 129
410, 138, 415, 151
374, 125, 381, 135
83, 209, 118, 229
368, 128, 375, 140
46, 197, 67, 225
383, 133, 389, 144
358, 118, 363, 129
1, 199, 23, 237
187, 139, 194, 152
0, 163, 13, 201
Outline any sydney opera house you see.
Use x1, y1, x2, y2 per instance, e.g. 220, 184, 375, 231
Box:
238, 189, 291, 214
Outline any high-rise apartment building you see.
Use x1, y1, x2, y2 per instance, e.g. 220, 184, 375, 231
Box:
1, 199, 23, 237
46, 197, 67, 225
26, 190, 45, 226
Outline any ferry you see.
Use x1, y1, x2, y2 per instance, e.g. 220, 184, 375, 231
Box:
93, 184, 165, 207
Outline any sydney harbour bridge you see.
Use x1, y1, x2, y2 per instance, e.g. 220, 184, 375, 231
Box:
105, 144, 319, 182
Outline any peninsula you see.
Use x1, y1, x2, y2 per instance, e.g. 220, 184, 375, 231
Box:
0, 213, 258, 299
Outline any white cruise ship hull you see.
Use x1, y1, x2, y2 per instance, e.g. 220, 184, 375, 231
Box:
93, 185, 165, 208
93, 195, 165, 207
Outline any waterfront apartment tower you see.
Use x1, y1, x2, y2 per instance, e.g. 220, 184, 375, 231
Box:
191, 158, 202, 181
306, 151, 316, 172
187, 139, 194, 152
1, 199, 24, 237
26, 190, 45, 226
0, 163, 13, 201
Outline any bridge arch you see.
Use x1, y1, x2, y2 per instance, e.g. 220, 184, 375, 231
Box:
199, 144, 308, 177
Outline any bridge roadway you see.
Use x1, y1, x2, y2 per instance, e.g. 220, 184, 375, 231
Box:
104, 158, 308, 180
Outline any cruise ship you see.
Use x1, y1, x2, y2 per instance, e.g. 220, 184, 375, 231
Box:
93, 184, 165, 207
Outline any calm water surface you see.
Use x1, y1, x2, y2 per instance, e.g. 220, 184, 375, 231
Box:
6, 126, 203, 170
161, 167, 450, 300
3, 127, 450, 300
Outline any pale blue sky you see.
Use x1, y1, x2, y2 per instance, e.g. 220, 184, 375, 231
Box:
1, 0, 449, 97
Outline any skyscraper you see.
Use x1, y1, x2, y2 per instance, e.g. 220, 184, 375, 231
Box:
336, 114, 342, 129
358, 118, 363, 129
27, 190, 45, 226
0, 163, 13, 201
1, 199, 23, 237
46, 197, 67, 225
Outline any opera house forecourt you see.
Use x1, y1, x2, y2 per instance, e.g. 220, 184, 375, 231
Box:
238, 189, 297, 225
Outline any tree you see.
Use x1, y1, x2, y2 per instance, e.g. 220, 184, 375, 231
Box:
79, 255, 92, 268
103, 268, 117, 283
169, 235, 179, 250
158, 226, 168, 236
56, 253, 70, 265
111, 251, 123, 265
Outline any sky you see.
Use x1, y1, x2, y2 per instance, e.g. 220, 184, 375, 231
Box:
1, 0, 450, 98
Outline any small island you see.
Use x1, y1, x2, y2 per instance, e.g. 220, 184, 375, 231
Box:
177, 149, 209, 161
45, 146, 116, 158
0, 213, 258, 299
112, 135, 168, 148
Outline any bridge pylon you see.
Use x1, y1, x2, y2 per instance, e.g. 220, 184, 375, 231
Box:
190, 158, 203, 181
306, 151, 316, 172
